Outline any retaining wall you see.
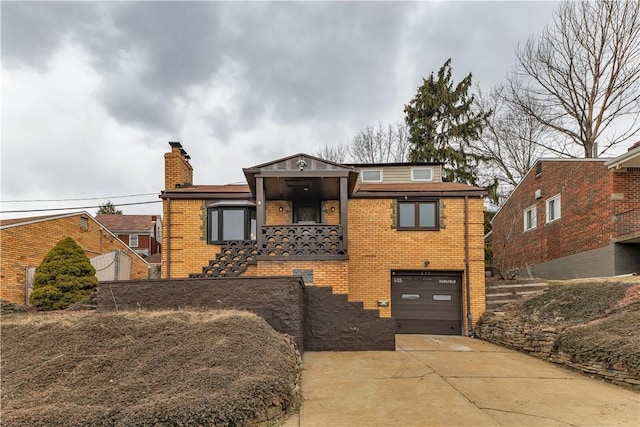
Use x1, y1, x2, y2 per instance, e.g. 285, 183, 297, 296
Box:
476, 311, 640, 390
97, 276, 396, 353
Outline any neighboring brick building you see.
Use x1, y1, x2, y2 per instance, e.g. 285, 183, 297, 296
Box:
161, 142, 487, 335
95, 214, 162, 258
491, 144, 640, 280
0, 212, 149, 305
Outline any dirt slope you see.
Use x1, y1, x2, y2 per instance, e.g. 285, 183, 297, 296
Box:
1, 310, 301, 426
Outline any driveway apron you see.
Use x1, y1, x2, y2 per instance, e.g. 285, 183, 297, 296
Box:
285, 335, 639, 426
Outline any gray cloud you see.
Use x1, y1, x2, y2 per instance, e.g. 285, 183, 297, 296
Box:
3, 2, 411, 137
1, 1, 565, 218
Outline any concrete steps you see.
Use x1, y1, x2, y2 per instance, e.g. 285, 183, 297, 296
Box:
485, 280, 548, 310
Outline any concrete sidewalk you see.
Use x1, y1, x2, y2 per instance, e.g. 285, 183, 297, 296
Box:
284, 335, 639, 426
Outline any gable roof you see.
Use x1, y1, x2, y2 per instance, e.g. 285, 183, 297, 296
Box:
243, 153, 360, 196
0, 211, 149, 265
246, 153, 353, 171
0, 211, 92, 229
95, 214, 159, 233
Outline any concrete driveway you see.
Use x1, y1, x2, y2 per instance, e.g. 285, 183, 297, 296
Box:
285, 335, 639, 426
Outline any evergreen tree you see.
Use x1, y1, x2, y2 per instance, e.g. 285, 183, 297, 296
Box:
404, 59, 491, 185
96, 201, 122, 215
30, 237, 98, 310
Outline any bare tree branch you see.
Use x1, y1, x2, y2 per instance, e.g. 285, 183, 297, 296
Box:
507, 0, 640, 157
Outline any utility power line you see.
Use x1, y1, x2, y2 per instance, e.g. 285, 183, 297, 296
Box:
0, 200, 161, 214
1, 192, 159, 203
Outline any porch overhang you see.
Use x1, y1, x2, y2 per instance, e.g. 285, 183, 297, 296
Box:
606, 144, 640, 170
243, 169, 359, 199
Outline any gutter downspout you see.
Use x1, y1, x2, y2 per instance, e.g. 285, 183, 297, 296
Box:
464, 196, 473, 337
166, 198, 171, 278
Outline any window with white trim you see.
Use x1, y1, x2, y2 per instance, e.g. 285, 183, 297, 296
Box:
361, 169, 382, 182
411, 167, 433, 181
129, 235, 139, 247
524, 206, 537, 231
546, 194, 561, 223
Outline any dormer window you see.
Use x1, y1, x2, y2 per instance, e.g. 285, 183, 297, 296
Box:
361, 170, 382, 182
411, 167, 433, 182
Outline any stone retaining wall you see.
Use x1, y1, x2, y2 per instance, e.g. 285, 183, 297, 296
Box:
476, 311, 640, 390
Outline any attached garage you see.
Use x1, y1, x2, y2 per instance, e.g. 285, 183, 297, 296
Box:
391, 270, 462, 335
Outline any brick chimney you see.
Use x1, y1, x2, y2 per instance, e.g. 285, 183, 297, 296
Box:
164, 141, 193, 190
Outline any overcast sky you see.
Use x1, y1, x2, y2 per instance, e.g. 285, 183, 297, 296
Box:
1, 0, 569, 219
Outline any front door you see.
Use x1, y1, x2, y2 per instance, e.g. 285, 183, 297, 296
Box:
294, 202, 320, 223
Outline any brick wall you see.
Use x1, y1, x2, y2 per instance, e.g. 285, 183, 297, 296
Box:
492, 161, 615, 277
162, 199, 223, 278
347, 197, 486, 330
164, 145, 193, 190
1, 214, 149, 305
265, 200, 341, 224
162, 195, 486, 331
255, 260, 349, 294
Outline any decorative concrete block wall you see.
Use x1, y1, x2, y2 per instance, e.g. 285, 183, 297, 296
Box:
97, 276, 396, 353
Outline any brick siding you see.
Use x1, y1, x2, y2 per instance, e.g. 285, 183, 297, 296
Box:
161, 196, 486, 332
1, 214, 149, 305
492, 161, 640, 277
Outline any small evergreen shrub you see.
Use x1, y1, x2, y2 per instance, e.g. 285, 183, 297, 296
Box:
30, 237, 98, 310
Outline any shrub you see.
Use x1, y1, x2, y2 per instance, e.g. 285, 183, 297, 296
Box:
30, 237, 98, 310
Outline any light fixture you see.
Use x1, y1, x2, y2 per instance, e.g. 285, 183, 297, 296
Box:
424, 260, 430, 267
279, 206, 284, 212
330, 207, 335, 212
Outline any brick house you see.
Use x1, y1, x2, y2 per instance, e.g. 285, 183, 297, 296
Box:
491, 144, 640, 280
161, 142, 487, 335
95, 214, 162, 258
0, 211, 149, 305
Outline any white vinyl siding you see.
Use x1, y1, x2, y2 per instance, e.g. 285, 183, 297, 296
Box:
359, 165, 442, 183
